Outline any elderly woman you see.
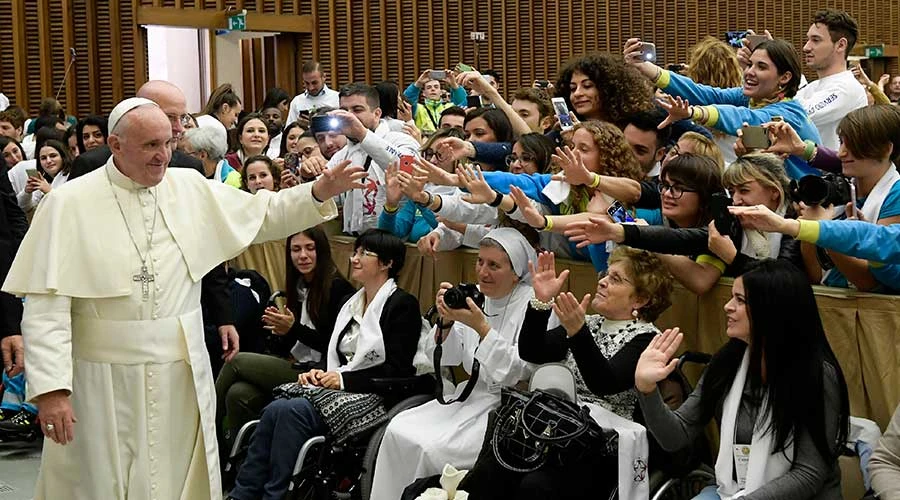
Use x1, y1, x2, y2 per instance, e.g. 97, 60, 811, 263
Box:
513, 246, 674, 499
370, 227, 537, 500
229, 229, 422, 500
182, 126, 241, 188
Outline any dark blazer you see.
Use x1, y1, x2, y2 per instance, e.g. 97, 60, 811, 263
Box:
287, 275, 356, 353
68, 145, 203, 180
334, 288, 422, 394
1, 162, 27, 338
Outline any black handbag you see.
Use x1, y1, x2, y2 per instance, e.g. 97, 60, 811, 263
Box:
490, 387, 618, 473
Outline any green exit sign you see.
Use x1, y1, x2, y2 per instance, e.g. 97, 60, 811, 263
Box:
865, 45, 884, 58
228, 11, 247, 31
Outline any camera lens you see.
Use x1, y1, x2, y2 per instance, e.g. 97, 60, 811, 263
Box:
443, 288, 467, 309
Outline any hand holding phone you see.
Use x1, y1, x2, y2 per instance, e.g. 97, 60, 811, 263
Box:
746, 35, 768, 51
26, 168, 40, 178
456, 63, 475, 73
639, 42, 657, 64
740, 125, 771, 150
399, 155, 416, 175
551, 97, 574, 131
607, 201, 636, 223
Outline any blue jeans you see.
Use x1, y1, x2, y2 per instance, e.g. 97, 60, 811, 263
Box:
693, 485, 721, 500
229, 398, 327, 500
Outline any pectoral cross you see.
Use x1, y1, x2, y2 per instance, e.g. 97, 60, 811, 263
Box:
133, 265, 155, 301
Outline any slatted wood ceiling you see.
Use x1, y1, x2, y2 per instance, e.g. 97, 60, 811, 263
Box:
0, 0, 898, 116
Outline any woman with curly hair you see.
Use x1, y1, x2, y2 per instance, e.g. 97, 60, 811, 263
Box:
554, 52, 655, 127
685, 37, 745, 165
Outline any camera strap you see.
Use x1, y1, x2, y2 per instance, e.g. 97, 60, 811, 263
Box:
433, 318, 480, 405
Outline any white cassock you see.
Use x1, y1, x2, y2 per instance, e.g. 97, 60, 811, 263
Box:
370, 282, 535, 500
2, 157, 336, 500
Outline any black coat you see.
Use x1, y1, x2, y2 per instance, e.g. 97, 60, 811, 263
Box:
68, 145, 203, 180
0, 162, 28, 338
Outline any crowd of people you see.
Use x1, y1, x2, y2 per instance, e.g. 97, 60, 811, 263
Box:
2, 6, 900, 500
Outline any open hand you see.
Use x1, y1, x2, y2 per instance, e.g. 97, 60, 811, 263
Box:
657, 94, 691, 129
262, 305, 295, 335
528, 251, 569, 302
552, 292, 591, 337
550, 146, 594, 186
564, 215, 625, 248
415, 156, 459, 186
457, 164, 496, 205
311, 159, 367, 201
508, 186, 546, 228
634, 328, 683, 394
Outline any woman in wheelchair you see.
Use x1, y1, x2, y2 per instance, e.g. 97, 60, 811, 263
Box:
635, 259, 850, 499
370, 227, 537, 500
227, 229, 423, 500
513, 246, 674, 499
216, 226, 355, 454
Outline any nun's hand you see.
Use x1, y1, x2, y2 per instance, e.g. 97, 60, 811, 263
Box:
436, 287, 490, 339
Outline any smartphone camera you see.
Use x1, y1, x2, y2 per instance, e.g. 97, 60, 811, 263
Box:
741, 125, 770, 150
466, 95, 483, 108
551, 97, 574, 130
640, 42, 657, 63
430, 70, 447, 80
310, 115, 342, 134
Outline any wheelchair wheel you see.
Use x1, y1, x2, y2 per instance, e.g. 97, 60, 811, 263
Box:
649, 465, 715, 500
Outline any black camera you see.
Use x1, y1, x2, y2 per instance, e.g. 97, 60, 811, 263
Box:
709, 192, 740, 236
789, 174, 852, 207
443, 283, 485, 310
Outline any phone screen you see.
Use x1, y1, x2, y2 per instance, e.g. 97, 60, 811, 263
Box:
607, 202, 635, 223
430, 70, 447, 80
466, 95, 482, 108
26, 168, 39, 178
284, 153, 300, 175
552, 98, 573, 130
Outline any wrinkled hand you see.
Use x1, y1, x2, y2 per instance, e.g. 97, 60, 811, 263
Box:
300, 155, 328, 180
728, 205, 796, 234
402, 123, 423, 144
36, 390, 77, 445
707, 220, 737, 264
552, 292, 591, 337
550, 146, 593, 186
436, 282, 490, 337
657, 94, 691, 129
417, 230, 442, 258
458, 164, 497, 205
219, 324, 240, 362
311, 159, 367, 201
528, 252, 569, 302
1, 334, 25, 377
262, 306, 295, 335
328, 109, 368, 142
281, 168, 300, 188
508, 186, 546, 228
634, 328, 684, 394
564, 215, 625, 248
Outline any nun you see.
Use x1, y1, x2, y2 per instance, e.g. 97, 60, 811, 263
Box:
370, 227, 538, 500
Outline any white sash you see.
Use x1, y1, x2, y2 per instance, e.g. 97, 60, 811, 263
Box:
585, 403, 649, 500
716, 349, 792, 499
327, 279, 395, 372
290, 292, 322, 364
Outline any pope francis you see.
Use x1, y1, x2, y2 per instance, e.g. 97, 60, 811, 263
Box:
1, 97, 366, 500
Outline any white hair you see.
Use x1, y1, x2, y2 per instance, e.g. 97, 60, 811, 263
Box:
184, 126, 227, 161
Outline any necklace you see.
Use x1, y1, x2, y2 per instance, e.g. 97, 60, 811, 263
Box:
106, 168, 159, 301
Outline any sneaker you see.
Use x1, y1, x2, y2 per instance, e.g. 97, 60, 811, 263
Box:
0, 408, 17, 421
0, 409, 41, 441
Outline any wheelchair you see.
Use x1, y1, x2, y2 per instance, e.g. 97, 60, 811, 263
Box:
224, 375, 435, 500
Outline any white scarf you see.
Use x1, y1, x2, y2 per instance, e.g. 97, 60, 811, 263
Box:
327, 278, 396, 372
740, 203, 786, 260
715, 348, 792, 499
290, 287, 322, 364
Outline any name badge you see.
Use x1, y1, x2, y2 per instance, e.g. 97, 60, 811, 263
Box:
733, 444, 751, 489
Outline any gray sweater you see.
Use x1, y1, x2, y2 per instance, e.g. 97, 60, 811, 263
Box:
637, 363, 843, 500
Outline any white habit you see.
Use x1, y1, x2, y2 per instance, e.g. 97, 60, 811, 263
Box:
2, 158, 336, 500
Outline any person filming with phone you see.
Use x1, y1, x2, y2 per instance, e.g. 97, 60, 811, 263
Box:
403, 69, 467, 136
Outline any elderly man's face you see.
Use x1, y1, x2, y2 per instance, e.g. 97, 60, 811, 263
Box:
153, 90, 189, 140
109, 107, 173, 187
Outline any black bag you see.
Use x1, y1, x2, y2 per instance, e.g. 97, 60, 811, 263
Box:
491, 387, 618, 473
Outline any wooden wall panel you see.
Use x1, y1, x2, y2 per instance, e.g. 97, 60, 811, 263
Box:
1, 0, 898, 118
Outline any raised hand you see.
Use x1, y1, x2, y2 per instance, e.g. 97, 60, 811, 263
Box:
402, 122, 423, 144
634, 328, 684, 394
508, 186, 546, 228
707, 220, 737, 264
311, 159, 367, 201
762, 121, 806, 157
415, 156, 459, 186
435, 136, 476, 163
550, 146, 594, 186
457, 164, 497, 205
657, 94, 692, 129
564, 215, 625, 248
552, 292, 591, 337
300, 155, 328, 180
384, 162, 403, 207
528, 251, 570, 302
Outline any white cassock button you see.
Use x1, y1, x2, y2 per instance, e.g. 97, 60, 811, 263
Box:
152, 314, 159, 320
148, 372, 154, 378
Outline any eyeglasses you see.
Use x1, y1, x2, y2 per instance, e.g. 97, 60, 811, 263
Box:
597, 270, 632, 286
657, 181, 696, 200
422, 149, 437, 161
350, 248, 379, 260
666, 144, 681, 157
505, 153, 537, 167
166, 113, 194, 127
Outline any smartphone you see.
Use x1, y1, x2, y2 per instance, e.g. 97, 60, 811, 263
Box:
535, 80, 550, 88
284, 153, 300, 175
26, 168, 40, 178
466, 95, 483, 108
710, 192, 739, 236
640, 42, 657, 63
399, 155, 416, 175
456, 63, 475, 73
607, 201, 636, 223
741, 125, 770, 149
725, 30, 749, 48
430, 70, 447, 80
849, 179, 858, 219
746, 35, 768, 51
551, 97, 574, 131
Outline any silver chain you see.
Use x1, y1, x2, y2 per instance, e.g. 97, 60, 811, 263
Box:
106, 168, 159, 273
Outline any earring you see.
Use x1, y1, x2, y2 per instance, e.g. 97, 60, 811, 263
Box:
632, 309, 639, 318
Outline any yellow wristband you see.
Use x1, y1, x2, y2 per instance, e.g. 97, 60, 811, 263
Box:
383, 203, 399, 213
588, 173, 601, 189
544, 216, 554, 231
